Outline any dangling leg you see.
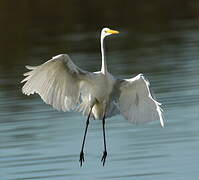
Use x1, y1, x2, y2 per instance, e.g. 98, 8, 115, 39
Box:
79, 108, 92, 166
101, 112, 107, 166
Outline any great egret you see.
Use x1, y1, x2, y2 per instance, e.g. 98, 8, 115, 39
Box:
21, 27, 164, 166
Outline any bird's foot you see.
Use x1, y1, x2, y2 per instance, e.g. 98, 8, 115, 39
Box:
79, 151, 84, 166
101, 150, 107, 166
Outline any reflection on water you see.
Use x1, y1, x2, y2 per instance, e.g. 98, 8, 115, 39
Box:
1, 2, 199, 179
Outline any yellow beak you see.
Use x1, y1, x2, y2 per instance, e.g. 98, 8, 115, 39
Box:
106, 29, 119, 34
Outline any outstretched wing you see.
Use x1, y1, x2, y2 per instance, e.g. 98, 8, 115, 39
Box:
21, 54, 94, 112
117, 74, 164, 127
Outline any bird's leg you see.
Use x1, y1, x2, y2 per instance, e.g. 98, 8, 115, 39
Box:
101, 112, 107, 166
79, 108, 92, 166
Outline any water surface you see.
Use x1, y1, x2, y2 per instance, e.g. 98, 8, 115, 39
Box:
0, 2, 199, 180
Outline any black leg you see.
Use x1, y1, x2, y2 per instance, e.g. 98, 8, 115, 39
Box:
79, 108, 92, 166
101, 113, 107, 166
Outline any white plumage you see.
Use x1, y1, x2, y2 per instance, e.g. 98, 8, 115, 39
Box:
21, 27, 164, 166
22, 54, 164, 126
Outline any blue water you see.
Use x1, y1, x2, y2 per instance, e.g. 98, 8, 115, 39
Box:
0, 19, 199, 180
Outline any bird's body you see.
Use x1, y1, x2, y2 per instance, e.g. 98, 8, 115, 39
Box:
21, 28, 164, 166
80, 71, 116, 120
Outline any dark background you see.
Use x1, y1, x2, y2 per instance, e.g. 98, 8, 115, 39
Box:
0, 1, 199, 180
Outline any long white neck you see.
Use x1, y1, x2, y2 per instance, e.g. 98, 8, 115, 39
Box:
100, 36, 107, 74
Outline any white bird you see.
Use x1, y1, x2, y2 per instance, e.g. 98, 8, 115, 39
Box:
21, 27, 164, 166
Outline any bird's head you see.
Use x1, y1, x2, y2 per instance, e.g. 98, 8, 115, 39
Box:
101, 27, 119, 39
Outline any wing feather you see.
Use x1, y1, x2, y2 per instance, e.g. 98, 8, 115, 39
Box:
118, 74, 164, 127
21, 54, 91, 112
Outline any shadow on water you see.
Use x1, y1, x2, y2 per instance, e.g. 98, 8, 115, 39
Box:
0, 0, 199, 180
